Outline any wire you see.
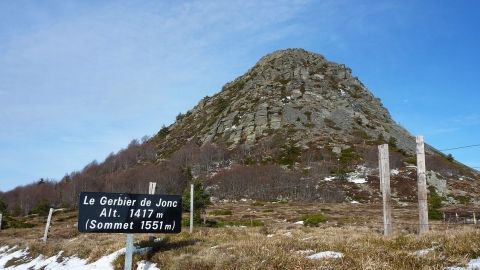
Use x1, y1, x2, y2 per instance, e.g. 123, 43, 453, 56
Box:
439, 144, 480, 151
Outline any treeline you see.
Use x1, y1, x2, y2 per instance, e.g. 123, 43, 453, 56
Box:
0, 133, 399, 217
0, 137, 238, 216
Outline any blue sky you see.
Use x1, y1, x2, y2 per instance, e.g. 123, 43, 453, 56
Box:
0, 0, 479, 191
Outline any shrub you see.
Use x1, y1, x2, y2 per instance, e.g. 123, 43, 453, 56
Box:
157, 125, 169, 138
278, 143, 301, 166
388, 137, 397, 149
428, 187, 445, 220
302, 213, 327, 227
31, 199, 51, 216
4, 216, 35, 229
182, 181, 211, 225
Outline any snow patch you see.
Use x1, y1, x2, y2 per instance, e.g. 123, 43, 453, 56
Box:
412, 248, 434, 257
0, 246, 156, 270
323, 176, 336, 181
294, 221, 304, 225
446, 257, 480, 270
307, 251, 344, 260
137, 260, 160, 270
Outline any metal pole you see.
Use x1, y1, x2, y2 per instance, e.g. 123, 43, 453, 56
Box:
43, 208, 54, 243
124, 234, 134, 270
416, 135, 429, 234
148, 182, 157, 242
378, 144, 392, 236
190, 184, 194, 234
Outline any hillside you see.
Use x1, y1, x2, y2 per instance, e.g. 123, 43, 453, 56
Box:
1, 48, 479, 217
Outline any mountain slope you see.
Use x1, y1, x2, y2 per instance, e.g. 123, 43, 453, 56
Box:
153, 49, 417, 156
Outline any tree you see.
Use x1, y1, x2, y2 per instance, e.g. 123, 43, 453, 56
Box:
182, 181, 211, 225
0, 197, 7, 214
446, 154, 454, 162
388, 137, 397, 149
31, 199, 51, 216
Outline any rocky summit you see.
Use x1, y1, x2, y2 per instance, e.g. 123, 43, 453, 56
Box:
154, 48, 415, 155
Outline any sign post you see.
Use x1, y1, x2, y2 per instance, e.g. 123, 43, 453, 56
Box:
43, 208, 54, 243
416, 135, 429, 234
190, 184, 194, 234
378, 144, 392, 236
148, 182, 157, 242
0, 213, 3, 231
78, 192, 182, 270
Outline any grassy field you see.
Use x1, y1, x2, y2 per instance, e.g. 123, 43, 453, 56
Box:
1, 201, 480, 269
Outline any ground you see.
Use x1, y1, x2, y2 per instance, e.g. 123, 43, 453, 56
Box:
1, 201, 480, 269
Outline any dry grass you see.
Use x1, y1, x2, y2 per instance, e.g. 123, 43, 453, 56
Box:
1, 203, 480, 269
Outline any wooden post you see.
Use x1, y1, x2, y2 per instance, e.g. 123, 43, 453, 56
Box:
474, 212, 477, 225
443, 212, 446, 224
416, 136, 429, 234
0, 213, 3, 231
378, 144, 392, 236
455, 212, 459, 223
124, 234, 134, 270
43, 208, 54, 243
190, 184, 194, 234
148, 182, 157, 242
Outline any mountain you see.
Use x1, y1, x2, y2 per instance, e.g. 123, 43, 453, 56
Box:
152, 48, 415, 155
1, 48, 479, 216
148, 48, 478, 203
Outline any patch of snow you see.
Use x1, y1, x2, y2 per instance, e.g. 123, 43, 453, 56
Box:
350, 200, 360, 204
391, 169, 400, 176
0, 245, 158, 270
266, 234, 275, 238
324, 176, 336, 182
294, 221, 304, 225
349, 178, 367, 184
446, 257, 480, 270
307, 251, 344, 260
339, 89, 346, 96
137, 260, 160, 270
412, 248, 434, 257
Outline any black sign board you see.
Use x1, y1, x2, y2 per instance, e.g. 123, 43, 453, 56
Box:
78, 192, 182, 234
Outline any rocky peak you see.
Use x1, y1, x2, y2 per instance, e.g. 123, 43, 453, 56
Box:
153, 48, 415, 156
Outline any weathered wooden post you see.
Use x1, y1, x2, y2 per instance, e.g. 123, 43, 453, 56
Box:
416, 135, 429, 234
124, 234, 134, 270
378, 144, 392, 236
148, 182, 157, 242
43, 208, 54, 243
0, 213, 3, 231
190, 184, 194, 234
474, 212, 477, 225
